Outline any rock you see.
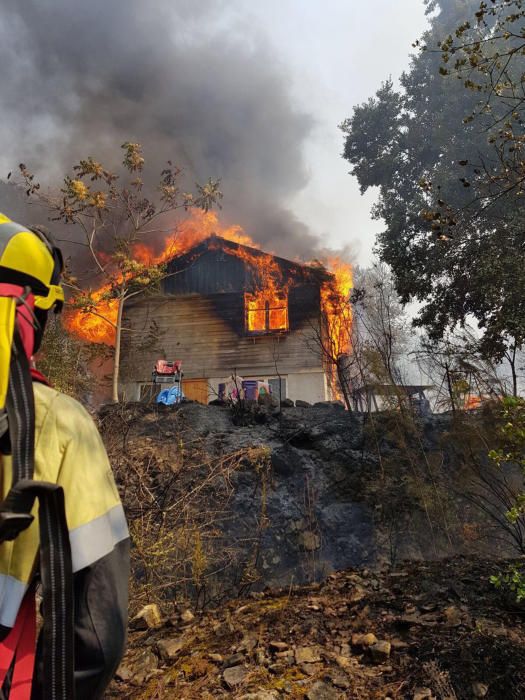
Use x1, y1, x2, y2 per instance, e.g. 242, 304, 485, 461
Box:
390, 638, 410, 651
351, 632, 378, 648
208, 653, 224, 664
412, 689, 433, 700
339, 643, 351, 657
131, 603, 162, 630
472, 682, 489, 698
128, 649, 158, 684
156, 636, 185, 661
369, 640, 391, 663
335, 655, 353, 670
326, 669, 350, 689
269, 640, 289, 651
313, 400, 345, 410
239, 633, 258, 652
306, 680, 340, 700
223, 664, 249, 689
300, 662, 323, 676
298, 530, 321, 551
295, 646, 322, 663
295, 400, 311, 408
225, 652, 245, 668
240, 693, 279, 700
180, 609, 195, 624
443, 605, 462, 627
115, 662, 133, 682
255, 648, 267, 666
258, 393, 278, 408
280, 399, 295, 408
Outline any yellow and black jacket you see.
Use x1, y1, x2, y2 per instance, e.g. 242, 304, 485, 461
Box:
0, 382, 129, 699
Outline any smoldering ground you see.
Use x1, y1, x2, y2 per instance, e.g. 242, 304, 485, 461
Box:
0, 0, 323, 259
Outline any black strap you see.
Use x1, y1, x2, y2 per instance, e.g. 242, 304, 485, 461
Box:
0, 327, 75, 700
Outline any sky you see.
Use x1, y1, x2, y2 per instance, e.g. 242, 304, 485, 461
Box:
247, 0, 429, 264
0, 0, 429, 266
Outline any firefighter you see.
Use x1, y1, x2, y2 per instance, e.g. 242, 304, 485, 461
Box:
0, 213, 129, 700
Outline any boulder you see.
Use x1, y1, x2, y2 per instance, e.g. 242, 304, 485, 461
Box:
156, 636, 185, 661
131, 603, 162, 630
223, 664, 249, 689
369, 639, 391, 663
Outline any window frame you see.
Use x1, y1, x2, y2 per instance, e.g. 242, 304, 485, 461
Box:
244, 293, 289, 335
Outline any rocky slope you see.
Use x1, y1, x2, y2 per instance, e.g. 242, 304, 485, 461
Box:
100, 399, 506, 606
108, 557, 525, 699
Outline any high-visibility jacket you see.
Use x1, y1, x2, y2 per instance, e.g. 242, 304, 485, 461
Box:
0, 382, 129, 698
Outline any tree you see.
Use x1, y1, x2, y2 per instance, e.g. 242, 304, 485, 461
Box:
306, 262, 410, 412
19, 142, 222, 402
352, 263, 409, 389
36, 315, 96, 401
340, 0, 525, 368
414, 328, 507, 410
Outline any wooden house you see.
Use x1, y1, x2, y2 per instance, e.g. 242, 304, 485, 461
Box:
120, 235, 338, 404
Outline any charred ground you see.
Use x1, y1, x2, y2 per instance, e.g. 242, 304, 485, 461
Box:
99, 399, 524, 699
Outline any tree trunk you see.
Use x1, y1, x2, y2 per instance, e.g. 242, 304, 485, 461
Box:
510, 345, 518, 397
336, 356, 352, 412
112, 296, 125, 403
445, 362, 456, 413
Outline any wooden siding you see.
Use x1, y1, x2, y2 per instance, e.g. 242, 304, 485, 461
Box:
121, 293, 324, 382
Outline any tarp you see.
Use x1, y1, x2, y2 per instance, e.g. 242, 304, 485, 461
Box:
156, 385, 184, 405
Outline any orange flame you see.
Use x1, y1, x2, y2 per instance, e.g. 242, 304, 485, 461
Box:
64, 210, 353, 388
64, 211, 257, 344
320, 258, 353, 399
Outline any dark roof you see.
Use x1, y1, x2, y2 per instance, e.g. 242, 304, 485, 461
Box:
165, 234, 331, 284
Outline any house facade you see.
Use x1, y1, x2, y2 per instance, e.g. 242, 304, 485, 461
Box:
120, 236, 336, 405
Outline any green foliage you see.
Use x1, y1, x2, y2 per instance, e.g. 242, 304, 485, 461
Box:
488, 396, 525, 601
489, 396, 525, 520
490, 564, 525, 602
340, 0, 525, 362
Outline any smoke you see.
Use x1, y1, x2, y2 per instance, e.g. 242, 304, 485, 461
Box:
0, 0, 321, 259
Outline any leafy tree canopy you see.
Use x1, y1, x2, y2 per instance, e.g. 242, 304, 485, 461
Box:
341, 0, 525, 361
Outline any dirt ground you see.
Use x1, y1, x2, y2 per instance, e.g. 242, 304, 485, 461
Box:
108, 557, 525, 699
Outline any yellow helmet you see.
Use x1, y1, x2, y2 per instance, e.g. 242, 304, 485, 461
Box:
0, 212, 64, 311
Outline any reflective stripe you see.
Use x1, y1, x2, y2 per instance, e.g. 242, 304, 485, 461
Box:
0, 221, 28, 240
69, 503, 129, 572
0, 505, 127, 630
0, 574, 27, 628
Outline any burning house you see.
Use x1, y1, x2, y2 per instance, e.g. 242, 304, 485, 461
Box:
118, 234, 352, 405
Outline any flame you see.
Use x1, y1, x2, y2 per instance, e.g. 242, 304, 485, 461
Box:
64, 211, 257, 344
464, 395, 483, 410
320, 257, 353, 399
64, 209, 353, 399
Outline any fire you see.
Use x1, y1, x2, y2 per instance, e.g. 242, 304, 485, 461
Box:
321, 257, 353, 356
236, 244, 290, 333
64, 211, 258, 344
320, 258, 353, 399
64, 207, 353, 400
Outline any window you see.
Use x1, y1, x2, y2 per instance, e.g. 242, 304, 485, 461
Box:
245, 291, 288, 333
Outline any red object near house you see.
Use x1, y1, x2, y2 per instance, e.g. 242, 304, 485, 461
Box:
154, 360, 182, 375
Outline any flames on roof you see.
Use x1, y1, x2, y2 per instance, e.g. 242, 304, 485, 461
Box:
63, 211, 353, 379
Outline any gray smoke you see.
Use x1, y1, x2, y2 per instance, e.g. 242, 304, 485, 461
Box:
0, 0, 319, 259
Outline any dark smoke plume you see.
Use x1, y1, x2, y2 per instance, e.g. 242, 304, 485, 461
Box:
0, 0, 319, 259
